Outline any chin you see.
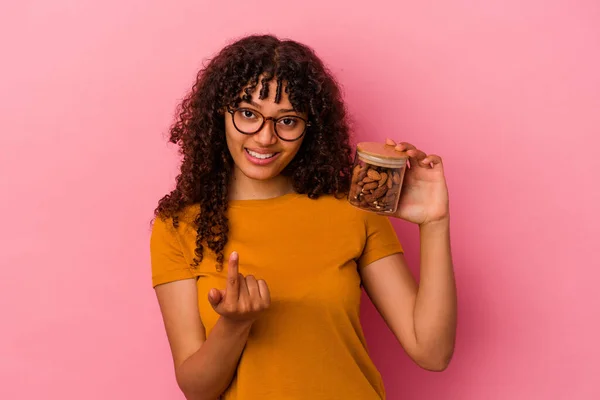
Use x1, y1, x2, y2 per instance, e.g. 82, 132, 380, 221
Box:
238, 163, 283, 181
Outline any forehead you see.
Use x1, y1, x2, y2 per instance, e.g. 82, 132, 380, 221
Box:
240, 78, 291, 106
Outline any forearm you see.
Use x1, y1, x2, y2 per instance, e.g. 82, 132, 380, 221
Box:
176, 317, 252, 400
413, 217, 457, 369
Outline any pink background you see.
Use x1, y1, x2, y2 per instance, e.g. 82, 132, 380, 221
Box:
1, 1, 598, 399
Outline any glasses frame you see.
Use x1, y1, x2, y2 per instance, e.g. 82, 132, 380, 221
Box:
227, 107, 310, 142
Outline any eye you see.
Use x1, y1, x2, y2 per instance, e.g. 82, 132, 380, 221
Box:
278, 117, 298, 127
241, 110, 256, 119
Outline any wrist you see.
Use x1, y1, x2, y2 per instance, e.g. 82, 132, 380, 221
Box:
219, 316, 254, 335
419, 216, 450, 231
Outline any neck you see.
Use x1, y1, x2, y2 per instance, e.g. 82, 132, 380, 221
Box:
228, 167, 294, 201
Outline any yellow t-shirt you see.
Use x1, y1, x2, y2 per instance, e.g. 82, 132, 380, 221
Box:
150, 193, 403, 399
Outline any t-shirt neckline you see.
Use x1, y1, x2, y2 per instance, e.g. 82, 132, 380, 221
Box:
228, 192, 303, 208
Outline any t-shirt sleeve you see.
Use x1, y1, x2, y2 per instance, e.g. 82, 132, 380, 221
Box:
150, 216, 195, 287
357, 212, 404, 269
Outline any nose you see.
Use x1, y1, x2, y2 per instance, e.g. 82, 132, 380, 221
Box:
254, 118, 278, 146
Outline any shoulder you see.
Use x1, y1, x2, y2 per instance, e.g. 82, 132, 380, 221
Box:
150, 207, 200, 287
305, 193, 373, 218
151, 204, 200, 240
308, 194, 401, 239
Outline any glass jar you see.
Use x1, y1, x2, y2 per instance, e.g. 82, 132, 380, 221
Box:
348, 142, 408, 213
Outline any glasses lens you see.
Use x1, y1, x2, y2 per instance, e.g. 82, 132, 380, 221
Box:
233, 109, 263, 134
275, 117, 306, 141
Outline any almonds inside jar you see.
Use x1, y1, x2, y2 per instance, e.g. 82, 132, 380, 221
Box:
347, 142, 407, 213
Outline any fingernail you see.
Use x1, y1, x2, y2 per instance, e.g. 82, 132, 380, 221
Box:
385, 138, 396, 146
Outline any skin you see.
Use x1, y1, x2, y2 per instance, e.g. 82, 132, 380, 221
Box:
361, 137, 456, 371
225, 80, 307, 201
154, 80, 457, 400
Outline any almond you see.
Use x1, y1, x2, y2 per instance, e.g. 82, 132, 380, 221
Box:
363, 182, 378, 190
384, 194, 397, 206
363, 194, 376, 203
372, 185, 388, 199
392, 171, 402, 184
367, 169, 381, 180
386, 186, 399, 196
353, 165, 366, 183
378, 172, 388, 187
385, 192, 397, 201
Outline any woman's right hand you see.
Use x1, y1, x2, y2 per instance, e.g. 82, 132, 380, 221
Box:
207, 251, 271, 324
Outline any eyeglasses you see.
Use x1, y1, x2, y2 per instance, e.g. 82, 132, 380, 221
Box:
227, 107, 310, 142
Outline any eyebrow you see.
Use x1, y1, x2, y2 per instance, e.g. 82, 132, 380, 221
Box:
241, 99, 297, 114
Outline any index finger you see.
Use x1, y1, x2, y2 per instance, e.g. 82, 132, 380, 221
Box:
226, 251, 240, 299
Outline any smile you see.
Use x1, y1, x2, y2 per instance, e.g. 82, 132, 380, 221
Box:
244, 148, 281, 166
245, 149, 277, 159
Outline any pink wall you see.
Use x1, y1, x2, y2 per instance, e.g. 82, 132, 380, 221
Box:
1, 1, 598, 399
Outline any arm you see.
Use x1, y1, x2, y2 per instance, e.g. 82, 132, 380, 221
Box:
360, 217, 456, 371
155, 279, 250, 400
155, 252, 270, 400
360, 138, 456, 371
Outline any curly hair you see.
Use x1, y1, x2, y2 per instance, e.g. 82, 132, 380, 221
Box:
154, 34, 353, 271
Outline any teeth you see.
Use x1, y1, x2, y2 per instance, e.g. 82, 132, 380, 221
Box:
247, 149, 275, 159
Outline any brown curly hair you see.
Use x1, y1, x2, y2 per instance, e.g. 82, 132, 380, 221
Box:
155, 34, 353, 271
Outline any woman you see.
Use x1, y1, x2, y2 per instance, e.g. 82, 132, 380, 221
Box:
151, 34, 456, 400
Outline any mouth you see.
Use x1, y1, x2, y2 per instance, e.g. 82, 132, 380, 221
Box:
245, 148, 277, 159
244, 148, 281, 165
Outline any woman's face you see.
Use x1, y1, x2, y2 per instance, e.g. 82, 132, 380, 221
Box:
224, 80, 307, 182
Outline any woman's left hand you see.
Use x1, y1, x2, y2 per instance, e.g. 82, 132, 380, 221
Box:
384, 138, 449, 226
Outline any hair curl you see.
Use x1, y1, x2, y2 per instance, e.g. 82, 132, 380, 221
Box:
155, 34, 353, 271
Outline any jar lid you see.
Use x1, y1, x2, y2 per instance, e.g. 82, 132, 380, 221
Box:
356, 142, 408, 160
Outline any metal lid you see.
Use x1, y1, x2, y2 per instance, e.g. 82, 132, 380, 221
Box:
356, 142, 408, 160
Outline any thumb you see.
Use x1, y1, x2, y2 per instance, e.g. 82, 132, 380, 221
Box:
207, 288, 224, 307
